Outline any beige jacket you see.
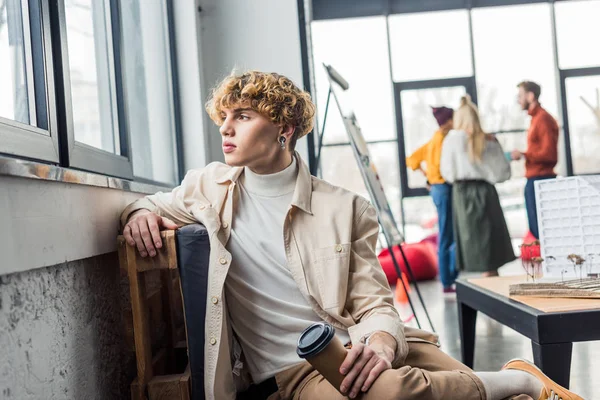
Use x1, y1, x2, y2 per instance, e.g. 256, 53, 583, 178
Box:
121, 153, 436, 400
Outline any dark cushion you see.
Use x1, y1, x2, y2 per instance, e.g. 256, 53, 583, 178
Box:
176, 224, 210, 400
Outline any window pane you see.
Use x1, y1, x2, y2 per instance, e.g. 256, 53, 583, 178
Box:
120, 0, 178, 184
65, 0, 118, 153
311, 17, 395, 143
0, 0, 29, 124
321, 145, 369, 198
400, 85, 466, 189
321, 143, 405, 234
556, 1, 600, 69
565, 75, 600, 175
389, 10, 472, 82
321, 142, 435, 243
472, 4, 559, 133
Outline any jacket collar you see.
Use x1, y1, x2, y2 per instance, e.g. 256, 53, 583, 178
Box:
291, 152, 313, 215
215, 165, 243, 185
215, 152, 313, 215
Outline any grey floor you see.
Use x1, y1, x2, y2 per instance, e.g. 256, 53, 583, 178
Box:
394, 261, 599, 399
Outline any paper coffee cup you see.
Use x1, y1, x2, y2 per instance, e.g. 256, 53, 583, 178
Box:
297, 322, 348, 392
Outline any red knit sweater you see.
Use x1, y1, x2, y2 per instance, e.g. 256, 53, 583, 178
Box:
524, 104, 559, 178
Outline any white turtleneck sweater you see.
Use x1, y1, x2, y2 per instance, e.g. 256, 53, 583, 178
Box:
224, 158, 349, 383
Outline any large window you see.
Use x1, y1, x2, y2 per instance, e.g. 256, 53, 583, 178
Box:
311, 17, 395, 144
399, 85, 467, 190
309, 0, 600, 242
0, 0, 59, 163
555, 1, 600, 70
555, 0, 600, 176
0, 0, 181, 186
120, 0, 179, 185
564, 75, 600, 175
311, 16, 406, 227
311, 16, 414, 233
64, 0, 118, 153
388, 10, 472, 82
56, 0, 131, 178
472, 3, 559, 133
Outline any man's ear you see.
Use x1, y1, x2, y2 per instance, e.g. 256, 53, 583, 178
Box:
280, 124, 296, 141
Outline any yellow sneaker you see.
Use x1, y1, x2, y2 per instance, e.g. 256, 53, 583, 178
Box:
502, 359, 584, 400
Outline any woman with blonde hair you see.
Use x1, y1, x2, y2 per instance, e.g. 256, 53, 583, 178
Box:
441, 95, 515, 277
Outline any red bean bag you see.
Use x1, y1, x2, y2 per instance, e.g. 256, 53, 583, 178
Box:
378, 241, 438, 284
420, 233, 438, 250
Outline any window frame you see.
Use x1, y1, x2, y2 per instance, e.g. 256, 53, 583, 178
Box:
49, 0, 133, 179
119, 0, 184, 186
307, 0, 600, 180
0, 0, 60, 164
311, 0, 577, 21
394, 77, 478, 198
165, 0, 184, 185
559, 66, 600, 176
1, 0, 184, 188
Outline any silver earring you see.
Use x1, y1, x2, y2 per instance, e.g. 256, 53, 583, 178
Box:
279, 136, 286, 149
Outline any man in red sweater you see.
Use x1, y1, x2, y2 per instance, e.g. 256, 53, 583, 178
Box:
511, 81, 559, 239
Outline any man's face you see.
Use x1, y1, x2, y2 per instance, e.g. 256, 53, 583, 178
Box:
219, 105, 282, 170
517, 87, 533, 110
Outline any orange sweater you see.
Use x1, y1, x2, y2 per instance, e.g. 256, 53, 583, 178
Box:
406, 130, 446, 184
524, 105, 559, 178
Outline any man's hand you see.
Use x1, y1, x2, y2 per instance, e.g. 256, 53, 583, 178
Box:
339, 333, 395, 398
123, 210, 178, 257
511, 149, 523, 161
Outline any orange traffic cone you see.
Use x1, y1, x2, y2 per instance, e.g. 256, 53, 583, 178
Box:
395, 272, 411, 304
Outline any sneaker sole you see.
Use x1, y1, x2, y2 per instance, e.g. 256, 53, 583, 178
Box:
502, 358, 584, 400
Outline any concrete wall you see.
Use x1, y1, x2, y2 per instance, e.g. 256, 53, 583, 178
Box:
0, 174, 141, 399
0, 176, 143, 276
0, 253, 133, 400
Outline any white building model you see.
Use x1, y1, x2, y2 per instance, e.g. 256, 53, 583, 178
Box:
536, 175, 600, 278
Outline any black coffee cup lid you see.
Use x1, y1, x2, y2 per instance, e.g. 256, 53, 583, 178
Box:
297, 322, 336, 359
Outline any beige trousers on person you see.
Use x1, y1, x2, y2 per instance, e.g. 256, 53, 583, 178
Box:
268, 341, 534, 400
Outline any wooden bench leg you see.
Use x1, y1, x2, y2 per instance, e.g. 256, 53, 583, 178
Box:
120, 242, 154, 400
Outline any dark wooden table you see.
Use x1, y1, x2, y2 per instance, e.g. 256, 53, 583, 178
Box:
456, 276, 600, 389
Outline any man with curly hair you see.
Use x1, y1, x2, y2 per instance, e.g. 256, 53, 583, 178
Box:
121, 71, 582, 400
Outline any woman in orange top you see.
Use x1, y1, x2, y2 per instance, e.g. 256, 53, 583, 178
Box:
406, 106, 456, 293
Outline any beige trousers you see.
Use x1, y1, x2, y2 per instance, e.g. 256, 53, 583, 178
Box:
268, 341, 534, 400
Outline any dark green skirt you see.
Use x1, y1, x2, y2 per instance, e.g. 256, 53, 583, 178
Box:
452, 181, 516, 272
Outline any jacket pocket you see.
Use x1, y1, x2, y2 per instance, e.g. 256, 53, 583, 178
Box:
312, 243, 350, 309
